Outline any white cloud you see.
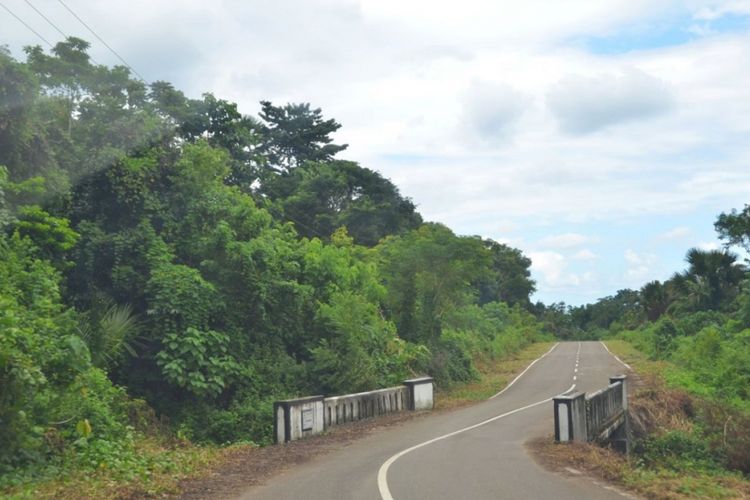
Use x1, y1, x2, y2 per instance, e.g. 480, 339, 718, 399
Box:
529, 250, 594, 291
694, 2, 750, 20
697, 241, 721, 251
537, 232, 596, 249
661, 226, 691, 240
3, 0, 750, 304
547, 69, 674, 134
462, 80, 528, 143
624, 249, 658, 284
573, 248, 599, 260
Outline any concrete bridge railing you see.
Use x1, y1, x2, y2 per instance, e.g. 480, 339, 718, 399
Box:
553, 375, 629, 451
274, 377, 434, 444
324, 385, 409, 429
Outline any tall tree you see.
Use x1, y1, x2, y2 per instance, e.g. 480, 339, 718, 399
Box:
671, 248, 745, 311
257, 101, 347, 173
475, 239, 535, 307
716, 204, 750, 252
641, 280, 670, 321
378, 224, 489, 343
267, 160, 422, 245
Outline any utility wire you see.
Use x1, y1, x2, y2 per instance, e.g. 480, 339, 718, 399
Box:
24, 0, 65, 39
56, 0, 145, 81
0, 1, 53, 48
23, 0, 101, 66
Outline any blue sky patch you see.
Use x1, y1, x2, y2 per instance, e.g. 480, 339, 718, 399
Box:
577, 12, 749, 55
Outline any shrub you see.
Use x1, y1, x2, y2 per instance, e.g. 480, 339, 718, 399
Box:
639, 430, 723, 472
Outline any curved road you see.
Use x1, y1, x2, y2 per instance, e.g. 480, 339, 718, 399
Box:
240, 341, 630, 500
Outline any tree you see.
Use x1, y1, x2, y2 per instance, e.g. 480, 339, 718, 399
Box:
641, 280, 670, 321
671, 248, 746, 312
267, 160, 422, 245
257, 101, 347, 172
179, 93, 262, 188
25, 37, 93, 102
378, 224, 490, 343
716, 204, 750, 253
476, 239, 535, 307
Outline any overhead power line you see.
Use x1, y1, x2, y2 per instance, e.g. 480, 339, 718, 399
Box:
23, 0, 101, 66
24, 0, 65, 39
0, 1, 53, 48
56, 0, 146, 81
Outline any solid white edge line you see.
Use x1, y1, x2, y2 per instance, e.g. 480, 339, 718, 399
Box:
489, 342, 560, 399
599, 341, 632, 370
377, 382, 577, 500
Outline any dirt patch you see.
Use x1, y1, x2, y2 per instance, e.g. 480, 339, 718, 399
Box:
175, 410, 429, 499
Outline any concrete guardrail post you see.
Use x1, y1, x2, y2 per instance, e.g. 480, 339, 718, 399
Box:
274, 395, 325, 444
554, 391, 587, 442
404, 377, 434, 410
608, 374, 630, 454
609, 374, 627, 410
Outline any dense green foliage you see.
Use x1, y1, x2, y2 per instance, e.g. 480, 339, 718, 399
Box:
0, 38, 545, 486
567, 204, 750, 477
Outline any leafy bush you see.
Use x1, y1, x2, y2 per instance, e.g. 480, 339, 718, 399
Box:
309, 291, 420, 394
178, 396, 276, 445
426, 331, 479, 387
639, 430, 722, 472
0, 234, 138, 478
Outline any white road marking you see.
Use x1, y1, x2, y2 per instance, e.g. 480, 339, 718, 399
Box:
599, 341, 631, 370
377, 382, 577, 500
489, 342, 559, 399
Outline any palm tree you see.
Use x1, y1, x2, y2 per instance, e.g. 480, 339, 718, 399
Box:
641, 280, 670, 321
672, 249, 746, 311
79, 303, 140, 369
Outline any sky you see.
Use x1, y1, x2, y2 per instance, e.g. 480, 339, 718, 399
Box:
3, 0, 750, 305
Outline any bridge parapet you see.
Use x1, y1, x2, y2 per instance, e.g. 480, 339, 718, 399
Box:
554, 375, 629, 451
274, 377, 433, 444
323, 385, 409, 429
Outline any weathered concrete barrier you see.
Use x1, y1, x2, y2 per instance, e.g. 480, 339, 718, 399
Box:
554, 375, 629, 451
553, 391, 587, 442
324, 386, 409, 429
274, 395, 325, 444
404, 377, 434, 410
274, 377, 434, 444
586, 375, 627, 443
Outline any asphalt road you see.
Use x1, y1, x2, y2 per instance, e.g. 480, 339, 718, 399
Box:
239, 341, 631, 500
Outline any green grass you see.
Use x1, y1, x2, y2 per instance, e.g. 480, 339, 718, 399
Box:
536, 437, 750, 499
437, 341, 555, 409
597, 340, 750, 499
0, 437, 236, 499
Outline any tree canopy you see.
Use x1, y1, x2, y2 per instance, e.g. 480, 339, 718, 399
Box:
0, 38, 545, 485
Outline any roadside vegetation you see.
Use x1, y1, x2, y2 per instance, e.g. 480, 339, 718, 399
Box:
533, 340, 750, 499
4, 35, 748, 498
436, 341, 555, 409
0, 38, 551, 496
536, 205, 750, 497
